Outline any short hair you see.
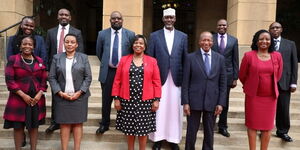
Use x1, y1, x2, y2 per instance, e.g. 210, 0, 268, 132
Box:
18, 35, 36, 49
130, 34, 148, 54
251, 29, 275, 53
64, 33, 78, 42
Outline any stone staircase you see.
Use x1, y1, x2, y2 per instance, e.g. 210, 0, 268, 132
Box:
0, 56, 299, 150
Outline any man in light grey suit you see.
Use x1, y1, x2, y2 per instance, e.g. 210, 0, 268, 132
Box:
45, 8, 84, 133
182, 31, 227, 150
148, 8, 188, 150
95, 11, 135, 134
269, 22, 298, 142
211, 19, 239, 137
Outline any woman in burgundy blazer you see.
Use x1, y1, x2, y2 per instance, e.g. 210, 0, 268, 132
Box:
3, 36, 47, 150
239, 30, 283, 150
112, 35, 161, 150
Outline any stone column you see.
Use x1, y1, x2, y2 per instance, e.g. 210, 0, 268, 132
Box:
102, 0, 144, 34
227, 0, 277, 55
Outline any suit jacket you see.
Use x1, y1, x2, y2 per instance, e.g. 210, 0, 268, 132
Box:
111, 54, 161, 100
181, 50, 227, 111
48, 52, 92, 101
147, 29, 188, 86
239, 51, 283, 98
4, 54, 47, 122
6, 35, 48, 63
46, 25, 84, 70
212, 33, 239, 86
96, 28, 135, 83
277, 38, 298, 90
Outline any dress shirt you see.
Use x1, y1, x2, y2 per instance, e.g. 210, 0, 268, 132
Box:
65, 57, 75, 95
274, 36, 281, 51
109, 28, 122, 68
163, 27, 175, 55
56, 24, 70, 53
218, 33, 227, 48
200, 48, 211, 68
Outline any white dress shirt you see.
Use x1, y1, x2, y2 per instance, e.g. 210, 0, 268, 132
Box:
57, 24, 70, 53
65, 57, 75, 95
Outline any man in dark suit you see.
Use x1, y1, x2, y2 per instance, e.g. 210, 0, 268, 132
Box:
45, 8, 84, 133
211, 19, 239, 137
182, 31, 227, 150
269, 22, 298, 142
148, 8, 188, 150
95, 11, 135, 134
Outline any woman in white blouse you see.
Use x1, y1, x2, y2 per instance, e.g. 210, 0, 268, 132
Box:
48, 33, 92, 150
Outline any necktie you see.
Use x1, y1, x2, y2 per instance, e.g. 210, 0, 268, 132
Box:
112, 31, 119, 66
219, 35, 225, 53
58, 26, 65, 54
274, 39, 279, 51
204, 53, 210, 75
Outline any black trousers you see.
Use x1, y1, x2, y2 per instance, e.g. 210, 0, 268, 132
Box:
185, 110, 215, 150
99, 67, 116, 127
276, 88, 291, 135
218, 86, 230, 130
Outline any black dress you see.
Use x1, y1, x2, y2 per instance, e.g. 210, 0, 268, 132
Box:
116, 62, 157, 136
4, 59, 45, 129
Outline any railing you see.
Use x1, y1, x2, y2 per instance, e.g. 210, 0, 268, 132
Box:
0, 21, 22, 67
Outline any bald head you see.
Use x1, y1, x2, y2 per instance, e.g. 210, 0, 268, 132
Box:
269, 22, 282, 39
110, 11, 123, 30
199, 31, 213, 52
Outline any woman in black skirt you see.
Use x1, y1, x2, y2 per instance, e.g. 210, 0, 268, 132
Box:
112, 34, 162, 150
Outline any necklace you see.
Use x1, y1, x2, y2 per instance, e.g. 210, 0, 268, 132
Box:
21, 55, 34, 65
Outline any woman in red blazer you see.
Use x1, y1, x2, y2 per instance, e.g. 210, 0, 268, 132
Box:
4, 35, 47, 150
112, 34, 161, 150
239, 30, 283, 150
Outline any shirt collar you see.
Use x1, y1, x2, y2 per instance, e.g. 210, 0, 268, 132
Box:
218, 33, 227, 38
59, 24, 69, 30
111, 28, 122, 34
200, 48, 212, 55
163, 27, 175, 33
274, 36, 281, 42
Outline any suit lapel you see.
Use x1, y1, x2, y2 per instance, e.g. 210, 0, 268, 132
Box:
195, 50, 207, 77
53, 27, 59, 50
171, 30, 179, 56
158, 29, 170, 56
278, 38, 286, 53
223, 35, 232, 54
60, 53, 67, 79
121, 29, 127, 55
209, 51, 217, 78
213, 34, 220, 53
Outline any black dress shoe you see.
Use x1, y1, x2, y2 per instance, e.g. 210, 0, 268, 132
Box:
218, 129, 230, 137
45, 124, 60, 134
152, 141, 162, 150
21, 133, 26, 147
277, 133, 293, 142
96, 125, 109, 134
169, 143, 180, 150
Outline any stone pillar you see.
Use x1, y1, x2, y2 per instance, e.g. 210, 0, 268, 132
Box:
227, 0, 277, 55
102, 0, 144, 34
0, 0, 33, 36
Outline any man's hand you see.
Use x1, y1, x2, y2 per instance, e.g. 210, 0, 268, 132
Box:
231, 80, 237, 88
290, 87, 297, 93
214, 105, 223, 116
184, 104, 191, 116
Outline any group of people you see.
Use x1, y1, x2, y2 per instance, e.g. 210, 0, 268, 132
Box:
2, 7, 297, 150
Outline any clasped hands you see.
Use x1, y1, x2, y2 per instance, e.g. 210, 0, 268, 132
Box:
58, 91, 82, 101
21, 90, 43, 106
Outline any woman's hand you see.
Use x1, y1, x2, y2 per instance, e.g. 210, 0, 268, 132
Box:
58, 91, 72, 100
114, 99, 122, 111
32, 90, 43, 106
22, 94, 33, 105
151, 100, 159, 112
70, 91, 82, 101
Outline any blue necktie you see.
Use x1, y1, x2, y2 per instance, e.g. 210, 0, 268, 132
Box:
204, 53, 210, 75
112, 31, 119, 66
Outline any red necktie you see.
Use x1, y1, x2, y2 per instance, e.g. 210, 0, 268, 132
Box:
58, 27, 65, 54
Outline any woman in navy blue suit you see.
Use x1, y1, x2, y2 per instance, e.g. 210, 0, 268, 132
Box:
6, 16, 47, 64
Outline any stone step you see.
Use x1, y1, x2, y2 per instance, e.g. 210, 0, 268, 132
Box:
0, 126, 300, 149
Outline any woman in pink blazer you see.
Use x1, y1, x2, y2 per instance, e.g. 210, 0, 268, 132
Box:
239, 30, 283, 150
112, 34, 161, 150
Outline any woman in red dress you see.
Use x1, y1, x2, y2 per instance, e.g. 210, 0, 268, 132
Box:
239, 30, 283, 150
